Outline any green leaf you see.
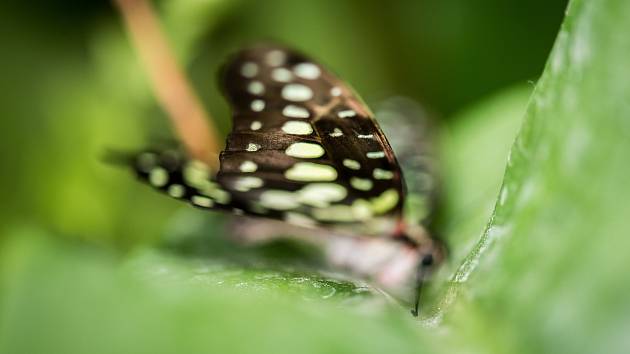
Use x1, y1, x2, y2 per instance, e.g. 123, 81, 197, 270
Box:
440, 84, 531, 266
442, 0, 630, 352
0, 231, 430, 354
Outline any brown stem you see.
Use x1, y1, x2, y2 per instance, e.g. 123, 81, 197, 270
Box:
114, 0, 220, 169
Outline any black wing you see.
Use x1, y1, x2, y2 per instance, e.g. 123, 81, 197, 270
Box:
130, 44, 406, 236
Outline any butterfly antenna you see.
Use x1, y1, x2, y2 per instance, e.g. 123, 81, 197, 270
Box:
410, 254, 434, 317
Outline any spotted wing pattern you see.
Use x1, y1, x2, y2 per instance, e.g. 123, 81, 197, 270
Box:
131, 45, 406, 235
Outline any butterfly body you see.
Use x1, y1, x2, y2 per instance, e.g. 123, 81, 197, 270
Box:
127, 44, 442, 314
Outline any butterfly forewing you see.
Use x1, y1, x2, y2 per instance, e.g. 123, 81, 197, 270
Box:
216, 45, 405, 231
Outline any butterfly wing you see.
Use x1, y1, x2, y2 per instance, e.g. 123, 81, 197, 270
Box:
128, 45, 406, 236
216, 45, 405, 233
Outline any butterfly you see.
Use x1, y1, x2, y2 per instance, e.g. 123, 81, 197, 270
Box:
125, 44, 442, 316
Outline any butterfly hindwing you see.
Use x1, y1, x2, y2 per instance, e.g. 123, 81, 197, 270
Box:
375, 97, 439, 226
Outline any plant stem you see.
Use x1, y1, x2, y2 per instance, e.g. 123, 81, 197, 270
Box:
113, 0, 220, 169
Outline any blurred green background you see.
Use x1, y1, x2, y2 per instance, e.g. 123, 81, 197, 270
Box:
0, 0, 565, 248
10, 0, 630, 353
